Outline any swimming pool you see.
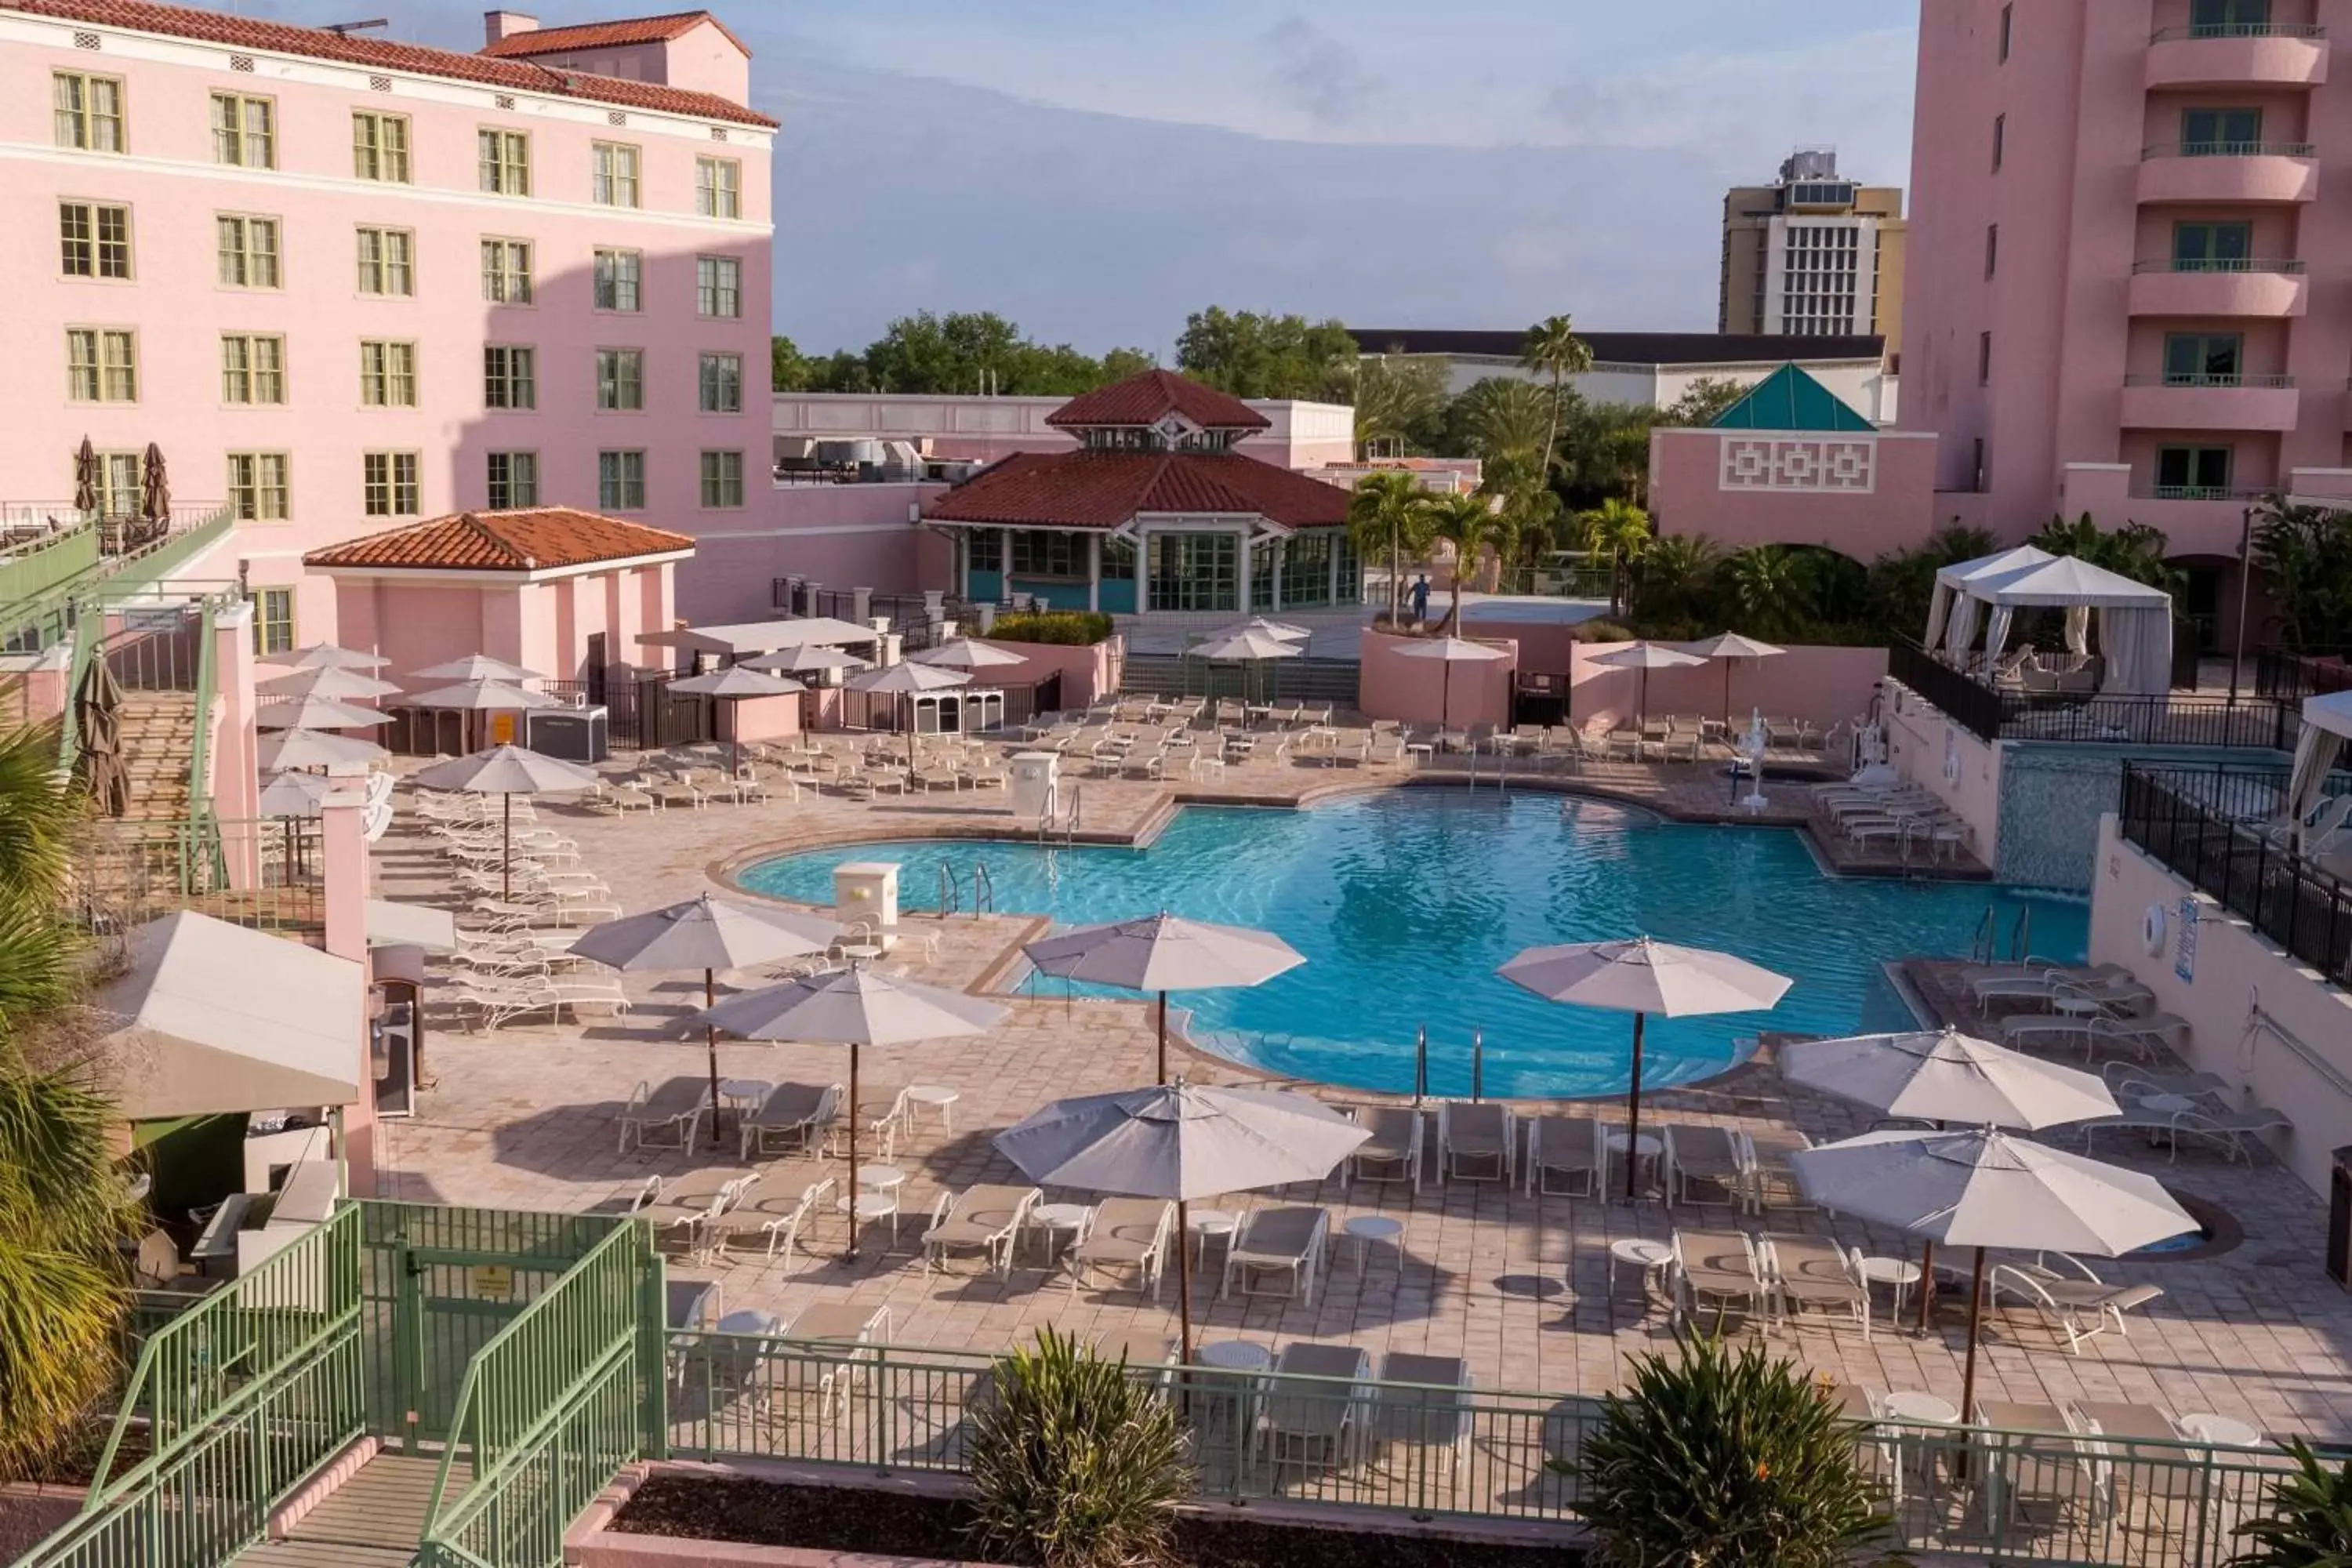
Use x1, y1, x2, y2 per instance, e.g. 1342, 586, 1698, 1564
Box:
736, 793, 2088, 1100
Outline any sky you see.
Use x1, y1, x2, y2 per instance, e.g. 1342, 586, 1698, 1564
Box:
267, 0, 1921, 356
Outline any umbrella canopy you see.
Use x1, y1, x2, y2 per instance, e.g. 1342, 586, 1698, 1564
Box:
139, 442, 169, 527
848, 660, 971, 696
263, 644, 390, 672
74, 655, 127, 817
256, 770, 332, 818
73, 437, 97, 513
1779, 1028, 2116, 1132
403, 680, 560, 711
258, 666, 401, 702
745, 644, 871, 677
256, 728, 387, 770
667, 666, 805, 700
414, 744, 599, 898
1190, 628, 1307, 662
912, 637, 1029, 670
408, 654, 544, 684
1208, 617, 1312, 644
1023, 913, 1305, 1082
253, 695, 394, 731
1390, 635, 1507, 731
1586, 641, 1708, 733
1679, 632, 1787, 726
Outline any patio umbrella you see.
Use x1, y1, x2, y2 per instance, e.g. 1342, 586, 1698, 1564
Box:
746, 644, 871, 679
1207, 617, 1312, 644
996, 1080, 1369, 1361
74, 655, 126, 817
1679, 632, 1786, 728
697, 967, 1007, 1259
256, 728, 386, 771
1500, 937, 1791, 1198
72, 437, 97, 514
1790, 1127, 2194, 1423
666, 665, 806, 775
847, 659, 971, 768
412, 744, 599, 899
256, 769, 330, 818
405, 679, 559, 753
1391, 635, 1509, 733
1022, 913, 1305, 1083
263, 644, 390, 673
912, 637, 1028, 672
253, 694, 394, 731
408, 654, 544, 684
1588, 641, 1707, 733
139, 443, 169, 535
569, 894, 841, 1150
1189, 626, 1305, 706
258, 666, 401, 702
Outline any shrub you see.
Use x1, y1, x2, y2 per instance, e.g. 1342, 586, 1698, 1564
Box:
989, 611, 1114, 646
1565, 1333, 1884, 1568
1573, 619, 1636, 643
2229, 1439, 2352, 1566
967, 1328, 1192, 1568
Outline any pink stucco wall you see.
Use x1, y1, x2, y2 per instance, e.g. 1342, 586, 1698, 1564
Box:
1567, 641, 1888, 733
1468, 619, 1584, 678
974, 637, 1121, 708
328, 561, 674, 685
679, 485, 942, 626
1648, 429, 1943, 559
1357, 630, 1517, 728
1880, 677, 2005, 864
724, 691, 800, 743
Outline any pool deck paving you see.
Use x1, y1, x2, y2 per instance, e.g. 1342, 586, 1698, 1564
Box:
369, 732, 2348, 1452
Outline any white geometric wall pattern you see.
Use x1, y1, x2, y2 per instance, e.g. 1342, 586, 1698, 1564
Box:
1719, 437, 1878, 495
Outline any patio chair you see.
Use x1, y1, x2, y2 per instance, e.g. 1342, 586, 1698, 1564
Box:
711, 1170, 838, 1273
768, 1302, 893, 1427
1974, 1401, 2111, 1532
1220, 1206, 1330, 1305
1436, 1101, 1515, 1185
1762, 1233, 1871, 1339
583, 1174, 663, 1216
921, 1183, 1043, 1279
2080, 1102, 2290, 1163
738, 1081, 841, 1161
1342, 1105, 1423, 1191
1376, 1354, 1473, 1481
1965, 964, 2138, 1006
1988, 1255, 2164, 1353
641, 1174, 753, 1265
1523, 1114, 1600, 1197
1065, 1198, 1175, 1300
1671, 1228, 1769, 1329
1260, 1343, 1373, 1477
1662, 1123, 1746, 1207
837, 1083, 909, 1161
2099, 1062, 2227, 1102
618, 1076, 712, 1153
1740, 1127, 1814, 1214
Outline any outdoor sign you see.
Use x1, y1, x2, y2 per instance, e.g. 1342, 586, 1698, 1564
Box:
2174, 898, 2197, 983
471, 1264, 514, 1301
489, 712, 516, 745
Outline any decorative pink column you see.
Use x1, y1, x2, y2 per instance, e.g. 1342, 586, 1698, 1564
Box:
210, 601, 265, 889
319, 787, 378, 1196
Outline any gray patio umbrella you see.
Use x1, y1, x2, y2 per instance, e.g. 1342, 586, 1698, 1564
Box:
1790, 1127, 2194, 1423
257, 666, 401, 702
256, 728, 386, 771
847, 659, 971, 768
1189, 626, 1303, 706
569, 893, 841, 1149
698, 967, 1007, 1259
256, 769, 331, 818
996, 1081, 1370, 1361
408, 654, 544, 684
745, 643, 870, 679
912, 637, 1028, 671
1679, 631, 1787, 728
1392, 635, 1508, 733
253, 694, 394, 731
263, 644, 390, 673
1207, 617, 1312, 644
405, 679, 560, 754
1588, 641, 1708, 732
1022, 913, 1305, 1083
1501, 937, 1791, 1198
412, 743, 599, 898
666, 666, 806, 775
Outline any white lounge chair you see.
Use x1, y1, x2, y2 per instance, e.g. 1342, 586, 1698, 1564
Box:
2079, 1103, 2289, 1163
1377, 1354, 1474, 1481
1436, 1101, 1515, 1184
739, 1081, 840, 1161
1220, 1206, 1330, 1304
710, 1169, 838, 1272
921, 1184, 1042, 1279
1523, 1114, 1600, 1197
1988, 1254, 2164, 1353
1343, 1105, 1423, 1191
1740, 1127, 1814, 1214
1763, 1233, 1871, 1339
619, 1077, 713, 1153
1261, 1343, 1373, 1477
1662, 1123, 1746, 1207
1064, 1198, 1174, 1300
1671, 1228, 1770, 1329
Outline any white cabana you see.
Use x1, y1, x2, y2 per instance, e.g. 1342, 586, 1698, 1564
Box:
1927, 546, 2055, 653
1961, 555, 2175, 696
2288, 691, 2352, 851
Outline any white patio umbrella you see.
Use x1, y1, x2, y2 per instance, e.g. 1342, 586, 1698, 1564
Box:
252, 694, 395, 731
405, 679, 560, 753
912, 637, 1028, 671
1791, 1127, 2194, 1421
746, 643, 870, 679
698, 967, 1007, 1258
1588, 641, 1708, 733
412, 743, 599, 898
1391, 635, 1509, 733
568, 893, 841, 1149
262, 644, 388, 673
1022, 913, 1305, 1083
1207, 617, 1312, 644
255, 769, 330, 818
1679, 632, 1787, 728
257, 666, 402, 702
1501, 937, 1791, 1198
256, 728, 386, 771
408, 654, 543, 684
1189, 626, 1305, 707
996, 1081, 1369, 1361
666, 666, 806, 775
847, 659, 971, 768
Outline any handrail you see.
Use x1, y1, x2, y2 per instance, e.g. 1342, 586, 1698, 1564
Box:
935, 861, 958, 917
973, 859, 995, 915
2151, 20, 2325, 39
2141, 139, 2317, 158
2129, 256, 2307, 274
2123, 372, 2296, 389
187, 595, 220, 846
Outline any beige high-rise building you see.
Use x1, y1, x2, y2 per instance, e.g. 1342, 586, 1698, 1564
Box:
1720, 148, 1907, 358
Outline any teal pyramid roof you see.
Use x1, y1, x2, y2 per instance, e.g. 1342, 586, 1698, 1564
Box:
1709, 364, 1876, 432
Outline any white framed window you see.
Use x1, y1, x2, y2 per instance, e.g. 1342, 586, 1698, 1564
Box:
486, 451, 539, 509
53, 71, 125, 153
253, 587, 296, 655
362, 452, 420, 517
227, 452, 291, 521
220, 334, 286, 405
352, 111, 410, 183
477, 128, 530, 195
698, 352, 742, 413
359, 340, 418, 407
597, 450, 645, 510
595, 349, 644, 412
356, 227, 415, 296
95, 451, 143, 517
592, 249, 641, 312
484, 344, 536, 409
216, 214, 281, 289
695, 155, 740, 218
695, 255, 741, 318
591, 141, 641, 207
210, 91, 275, 169
66, 328, 136, 402
59, 201, 132, 280
699, 450, 744, 509
480, 238, 533, 304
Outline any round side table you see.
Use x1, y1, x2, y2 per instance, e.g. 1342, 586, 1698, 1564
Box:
1608, 1237, 1674, 1297
1338, 1214, 1404, 1270
905, 1083, 960, 1133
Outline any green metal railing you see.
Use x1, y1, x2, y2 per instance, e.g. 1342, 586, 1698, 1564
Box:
9, 506, 236, 673
0, 522, 101, 610
187, 594, 222, 872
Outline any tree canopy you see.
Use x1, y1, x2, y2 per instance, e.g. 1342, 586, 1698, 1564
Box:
1175, 307, 1359, 400
771, 314, 1153, 396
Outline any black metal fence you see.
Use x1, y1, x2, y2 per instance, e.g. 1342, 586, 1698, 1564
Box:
2256, 646, 2352, 701
535, 675, 714, 751
1890, 641, 2300, 750
2118, 763, 2352, 989
1119, 652, 1361, 706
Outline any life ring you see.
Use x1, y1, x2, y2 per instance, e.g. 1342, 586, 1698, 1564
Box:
2142, 903, 2168, 956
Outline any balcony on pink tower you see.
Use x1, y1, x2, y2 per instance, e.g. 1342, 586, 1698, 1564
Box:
2128, 258, 2309, 318
2145, 23, 2328, 91
2138, 141, 2318, 204
2118, 373, 2300, 433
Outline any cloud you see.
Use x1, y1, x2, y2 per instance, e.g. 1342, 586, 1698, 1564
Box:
1258, 16, 1382, 127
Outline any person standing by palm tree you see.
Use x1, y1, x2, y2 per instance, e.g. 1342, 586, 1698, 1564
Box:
1348, 471, 1433, 630
1521, 316, 1593, 497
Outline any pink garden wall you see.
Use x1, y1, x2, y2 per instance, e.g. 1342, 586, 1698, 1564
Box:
1566, 641, 1889, 733
1357, 630, 1518, 728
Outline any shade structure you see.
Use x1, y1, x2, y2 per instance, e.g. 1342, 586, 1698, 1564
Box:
1928, 546, 2056, 650
253, 695, 394, 731
569, 893, 840, 1149
995, 1081, 1369, 1359
1588, 641, 1708, 731
408, 654, 544, 684
848, 659, 971, 766
262, 644, 390, 672
1960, 555, 2176, 696
912, 637, 1029, 671
1501, 937, 1791, 1196
1207, 617, 1312, 644
698, 967, 1007, 1258
1022, 913, 1305, 1082
745, 644, 870, 678
256, 728, 386, 771
95, 911, 365, 1120
1392, 635, 1509, 731
1679, 632, 1787, 727
668, 666, 807, 774
2287, 690, 2352, 849
1791, 1127, 2195, 1419
257, 666, 402, 701
256, 769, 332, 818
413, 744, 600, 898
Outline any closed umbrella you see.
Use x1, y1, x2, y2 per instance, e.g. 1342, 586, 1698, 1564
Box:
569, 894, 840, 1149
263, 644, 389, 673
847, 659, 970, 768
666, 666, 805, 775
412, 744, 599, 899
72, 437, 97, 514
1391, 635, 1509, 734
1588, 641, 1707, 733
74, 655, 126, 817
996, 1081, 1369, 1361
139, 443, 169, 537
1679, 632, 1786, 729
1791, 1127, 2194, 1422
698, 967, 1007, 1259
1501, 937, 1791, 1198
256, 728, 386, 771
253, 695, 394, 731
257, 666, 401, 702
912, 637, 1028, 671
1022, 913, 1305, 1083
408, 654, 543, 684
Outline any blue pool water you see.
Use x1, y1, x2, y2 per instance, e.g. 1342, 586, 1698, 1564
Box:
737, 793, 2088, 1100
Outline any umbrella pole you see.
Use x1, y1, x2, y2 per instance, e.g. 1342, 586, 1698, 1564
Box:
1624, 1012, 1647, 1201
1960, 1245, 1987, 1428
844, 1042, 862, 1262
502, 793, 512, 901
1723, 662, 1733, 731
1175, 1196, 1196, 1366
1157, 989, 1169, 1085
704, 969, 722, 1152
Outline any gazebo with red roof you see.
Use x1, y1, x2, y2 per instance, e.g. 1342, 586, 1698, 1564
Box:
923, 369, 1361, 617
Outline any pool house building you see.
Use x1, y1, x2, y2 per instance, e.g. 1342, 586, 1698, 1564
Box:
921, 371, 1362, 617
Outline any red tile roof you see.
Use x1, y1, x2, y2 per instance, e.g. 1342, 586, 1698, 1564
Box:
303, 508, 696, 572
481, 9, 752, 60
1046, 370, 1271, 432
5, 0, 776, 128
922, 452, 1350, 532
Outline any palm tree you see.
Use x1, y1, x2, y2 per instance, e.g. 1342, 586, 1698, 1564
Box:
1634, 533, 1719, 624
1425, 492, 1501, 631
1576, 498, 1653, 618
1521, 316, 1593, 491
1720, 545, 1814, 641
1347, 472, 1432, 628
1455, 378, 1558, 495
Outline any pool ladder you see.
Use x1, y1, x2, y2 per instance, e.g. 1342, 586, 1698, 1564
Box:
935, 862, 960, 918
937, 862, 994, 918
1969, 902, 2032, 964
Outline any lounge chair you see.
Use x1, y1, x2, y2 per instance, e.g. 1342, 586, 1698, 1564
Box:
1220, 1206, 1330, 1304
738, 1081, 840, 1161
1965, 964, 2136, 1006
1343, 1105, 1424, 1190
2099, 1062, 2227, 1102
1999, 1009, 2188, 1058
1671, 1229, 1770, 1329
1740, 1128, 1813, 1214
1662, 1123, 1747, 1207
710, 1170, 838, 1273
583, 1174, 663, 1216
1065, 1198, 1175, 1300
641, 1174, 753, 1265
921, 1184, 1043, 1279
1763, 1233, 1871, 1339
617, 1077, 712, 1153
1975, 1400, 2110, 1530
2078, 1103, 2289, 1163
769, 1302, 892, 1426
1523, 1115, 1600, 1197
1989, 1255, 2165, 1354
1376, 1354, 1474, 1481
1261, 1343, 1373, 1476
1436, 1101, 1515, 1185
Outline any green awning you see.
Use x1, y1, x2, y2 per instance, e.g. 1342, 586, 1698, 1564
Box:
1710, 364, 1876, 432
